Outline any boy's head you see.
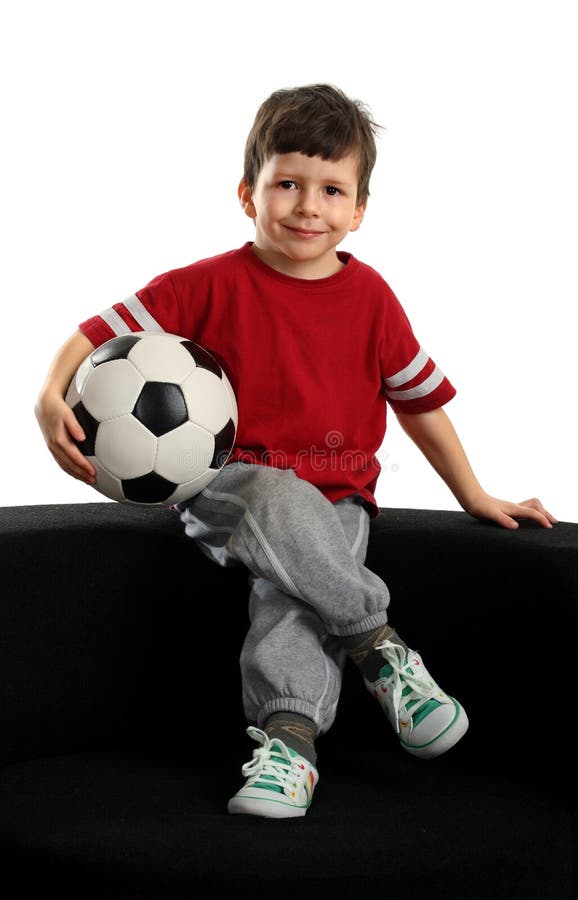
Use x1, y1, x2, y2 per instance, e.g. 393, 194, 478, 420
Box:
243, 83, 379, 205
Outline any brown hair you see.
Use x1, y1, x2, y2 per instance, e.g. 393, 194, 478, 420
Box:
243, 84, 380, 204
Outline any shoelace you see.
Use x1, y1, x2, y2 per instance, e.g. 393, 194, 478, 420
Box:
374, 639, 439, 734
241, 727, 299, 790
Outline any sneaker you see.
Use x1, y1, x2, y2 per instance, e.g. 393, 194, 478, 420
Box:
228, 726, 318, 818
365, 639, 468, 759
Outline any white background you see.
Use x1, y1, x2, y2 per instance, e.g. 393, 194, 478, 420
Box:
2, 0, 576, 521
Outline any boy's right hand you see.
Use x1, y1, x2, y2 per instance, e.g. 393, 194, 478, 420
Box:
35, 390, 97, 484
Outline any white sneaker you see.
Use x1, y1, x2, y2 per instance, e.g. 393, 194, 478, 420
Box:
365, 639, 469, 759
228, 727, 318, 818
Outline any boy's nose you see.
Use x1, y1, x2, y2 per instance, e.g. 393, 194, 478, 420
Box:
295, 189, 319, 217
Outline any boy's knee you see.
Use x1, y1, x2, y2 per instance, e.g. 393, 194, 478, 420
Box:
256, 467, 327, 521
222, 463, 331, 533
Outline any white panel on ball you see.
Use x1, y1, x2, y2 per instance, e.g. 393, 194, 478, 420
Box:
155, 421, 215, 483
83, 360, 145, 421
95, 416, 157, 479
128, 333, 197, 384
90, 458, 126, 503
181, 368, 235, 433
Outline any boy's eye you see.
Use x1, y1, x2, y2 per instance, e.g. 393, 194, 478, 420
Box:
276, 180, 342, 195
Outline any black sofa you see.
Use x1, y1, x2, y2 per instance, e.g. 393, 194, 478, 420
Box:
0, 502, 575, 899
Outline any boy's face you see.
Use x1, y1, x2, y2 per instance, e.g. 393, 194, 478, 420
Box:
238, 152, 366, 279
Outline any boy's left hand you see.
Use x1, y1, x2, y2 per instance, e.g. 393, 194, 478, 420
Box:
466, 493, 557, 530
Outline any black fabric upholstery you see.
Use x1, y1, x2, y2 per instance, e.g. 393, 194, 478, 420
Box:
0, 503, 575, 898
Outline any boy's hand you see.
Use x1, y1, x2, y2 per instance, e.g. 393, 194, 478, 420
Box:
465, 492, 557, 530
35, 390, 96, 484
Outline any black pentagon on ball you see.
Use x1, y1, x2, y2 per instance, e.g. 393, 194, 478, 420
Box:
132, 382, 189, 437
210, 418, 236, 469
91, 334, 142, 367
122, 471, 177, 504
71, 401, 98, 456
181, 341, 223, 378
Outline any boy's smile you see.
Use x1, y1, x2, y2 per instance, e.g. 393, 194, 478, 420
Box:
238, 152, 366, 279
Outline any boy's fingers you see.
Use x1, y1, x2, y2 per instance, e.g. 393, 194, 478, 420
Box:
513, 499, 556, 528
528, 499, 557, 524
62, 405, 86, 443
51, 430, 96, 483
55, 452, 93, 483
70, 450, 96, 482
495, 511, 519, 530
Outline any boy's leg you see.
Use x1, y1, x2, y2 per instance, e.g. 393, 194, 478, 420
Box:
227, 578, 329, 818
229, 579, 337, 819
238, 491, 372, 738
240, 576, 342, 740
225, 493, 373, 817
181, 465, 380, 817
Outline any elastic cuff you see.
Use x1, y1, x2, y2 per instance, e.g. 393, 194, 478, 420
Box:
256, 697, 322, 730
323, 610, 389, 638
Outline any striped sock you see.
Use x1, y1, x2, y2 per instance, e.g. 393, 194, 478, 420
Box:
264, 712, 318, 765
342, 624, 409, 681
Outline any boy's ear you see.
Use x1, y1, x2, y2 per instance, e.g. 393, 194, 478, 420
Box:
238, 180, 257, 219
349, 200, 367, 233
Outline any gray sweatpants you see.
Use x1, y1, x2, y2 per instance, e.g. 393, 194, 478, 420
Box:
180, 462, 390, 734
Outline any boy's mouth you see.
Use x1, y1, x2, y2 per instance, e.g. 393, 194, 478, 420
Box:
285, 226, 324, 238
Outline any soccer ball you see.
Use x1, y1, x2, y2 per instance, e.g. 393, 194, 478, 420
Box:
65, 332, 238, 506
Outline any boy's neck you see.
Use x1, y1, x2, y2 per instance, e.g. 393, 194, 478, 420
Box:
250, 243, 345, 280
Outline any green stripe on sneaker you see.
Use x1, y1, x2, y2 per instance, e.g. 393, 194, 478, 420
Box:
400, 699, 460, 749
410, 698, 442, 726
253, 779, 284, 794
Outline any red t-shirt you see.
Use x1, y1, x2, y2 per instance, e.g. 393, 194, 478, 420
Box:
79, 242, 456, 514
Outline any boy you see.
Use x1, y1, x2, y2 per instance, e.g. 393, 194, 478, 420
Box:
35, 83, 555, 819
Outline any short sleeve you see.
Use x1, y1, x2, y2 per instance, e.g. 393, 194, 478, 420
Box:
380, 286, 456, 414
79, 271, 182, 348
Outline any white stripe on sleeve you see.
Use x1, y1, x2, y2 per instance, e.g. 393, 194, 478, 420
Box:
99, 307, 132, 335
123, 295, 165, 332
386, 366, 445, 402
383, 347, 429, 389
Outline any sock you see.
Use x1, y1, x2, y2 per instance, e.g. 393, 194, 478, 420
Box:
342, 624, 409, 682
264, 712, 318, 766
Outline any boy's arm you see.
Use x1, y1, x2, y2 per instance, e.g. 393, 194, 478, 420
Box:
34, 330, 97, 484
396, 407, 556, 529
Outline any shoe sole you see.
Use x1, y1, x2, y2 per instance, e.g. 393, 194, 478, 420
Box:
228, 795, 309, 818
402, 702, 469, 759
